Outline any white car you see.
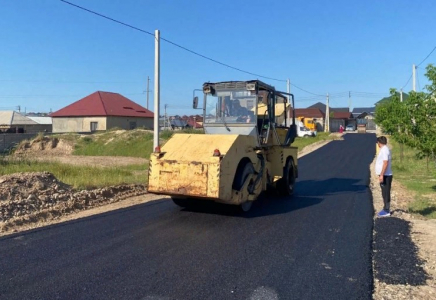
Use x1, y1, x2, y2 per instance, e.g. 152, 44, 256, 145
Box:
298, 126, 314, 137
345, 124, 355, 131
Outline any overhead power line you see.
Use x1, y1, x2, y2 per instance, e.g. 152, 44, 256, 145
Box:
60, 0, 327, 96
401, 74, 413, 90
417, 46, 436, 67
350, 91, 387, 96
60, 0, 154, 36
289, 83, 323, 96
400, 45, 436, 90
0, 93, 144, 99
0, 79, 142, 84
59, 0, 285, 83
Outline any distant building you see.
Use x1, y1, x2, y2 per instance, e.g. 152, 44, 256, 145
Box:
308, 102, 349, 114
329, 111, 353, 132
351, 107, 375, 119
352, 108, 376, 130
0, 111, 50, 133
27, 116, 52, 132
294, 108, 325, 131
50, 91, 154, 133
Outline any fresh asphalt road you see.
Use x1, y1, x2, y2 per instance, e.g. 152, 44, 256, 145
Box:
0, 133, 376, 300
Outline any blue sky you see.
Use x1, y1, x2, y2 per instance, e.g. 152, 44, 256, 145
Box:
1, 0, 435, 115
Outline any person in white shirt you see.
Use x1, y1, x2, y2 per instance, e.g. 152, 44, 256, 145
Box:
375, 136, 393, 217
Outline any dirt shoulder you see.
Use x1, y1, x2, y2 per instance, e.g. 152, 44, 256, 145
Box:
370, 156, 436, 299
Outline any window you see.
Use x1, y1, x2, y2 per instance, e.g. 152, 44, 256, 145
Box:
129, 122, 137, 130
90, 122, 98, 132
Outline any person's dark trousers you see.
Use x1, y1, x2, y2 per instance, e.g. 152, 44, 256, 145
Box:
380, 175, 393, 212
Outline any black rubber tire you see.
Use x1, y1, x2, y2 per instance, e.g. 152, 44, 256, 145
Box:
233, 161, 254, 191
278, 158, 295, 196
233, 161, 254, 212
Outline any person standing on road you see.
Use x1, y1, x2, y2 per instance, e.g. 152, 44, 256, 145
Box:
375, 136, 393, 217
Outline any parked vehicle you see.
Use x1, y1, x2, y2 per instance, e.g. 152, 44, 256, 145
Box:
297, 117, 317, 136
345, 124, 355, 131
297, 122, 315, 137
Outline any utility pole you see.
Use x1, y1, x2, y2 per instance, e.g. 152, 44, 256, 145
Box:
399, 89, 404, 162
325, 93, 330, 132
153, 30, 160, 150
412, 64, 416, 92
348, 91, 351, 112
164, 104, 168, 130
286, 79, 290, 100
146, 76, 150, 109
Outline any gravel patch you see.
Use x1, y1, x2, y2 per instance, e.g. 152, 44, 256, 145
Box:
373, 217, 428, 285
370, 143, 436, 299
0, 172, 148, 236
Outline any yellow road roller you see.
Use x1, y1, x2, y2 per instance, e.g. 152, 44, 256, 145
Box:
148, 80, 299, 211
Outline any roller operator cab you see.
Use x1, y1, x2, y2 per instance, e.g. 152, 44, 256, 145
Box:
147, 80, 299, 211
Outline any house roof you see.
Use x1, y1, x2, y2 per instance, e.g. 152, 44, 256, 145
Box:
352, 107, 375, 115
332, 107, 350, 113
376, 92, 409, 105
27, 116, 52, 125
307, 102, 349, 114
170, 119, 188, 127
50, 91, 154, 118
307, 102, 327, 113
332, 111, 353, 119
186, 118, 203, 128
295, 108, 325, 118
0, 111, 38, 126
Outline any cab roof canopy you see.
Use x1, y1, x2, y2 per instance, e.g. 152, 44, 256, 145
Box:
203, 80, 277, 93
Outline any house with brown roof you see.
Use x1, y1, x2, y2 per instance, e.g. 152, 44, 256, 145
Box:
330, 111, 354, 132
50, 91, 154, 133
308, 102, 350, 114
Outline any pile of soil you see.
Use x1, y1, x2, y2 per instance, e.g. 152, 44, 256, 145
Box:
14, 136, 74, 156
0, 172, 147, 232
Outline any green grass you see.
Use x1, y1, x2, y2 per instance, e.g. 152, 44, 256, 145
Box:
73, 129, 203, 158
390, 139, 436, 219
292, 132, 334, 150
73, 130, 154, 158
0, 158, 148, 190
2, 128, 330, 190
1, 128, 203, 189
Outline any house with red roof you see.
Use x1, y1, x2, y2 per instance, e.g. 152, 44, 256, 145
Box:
50, 91, 154, 133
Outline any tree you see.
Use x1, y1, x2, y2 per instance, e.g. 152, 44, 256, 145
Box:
375, 64, 436, 169
405, 64, 436, 170
375, 89, 412, 162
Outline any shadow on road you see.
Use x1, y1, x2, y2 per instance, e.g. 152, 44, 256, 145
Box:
176, 194, 325, 218
176, 177, 369, 218
296, 177, 369, 197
